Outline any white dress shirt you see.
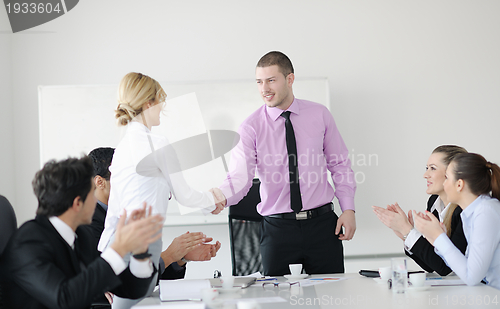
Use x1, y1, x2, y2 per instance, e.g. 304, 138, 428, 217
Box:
434, 194, 500, 289
49, 216, 152, 278
98, 122, 215, 252
405, 196, 450, 253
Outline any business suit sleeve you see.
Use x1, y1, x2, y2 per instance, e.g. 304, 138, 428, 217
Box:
3, 220, 154, 309
406, 201, 467, 275
4, 232, 120, 308
160, 262, 186, 280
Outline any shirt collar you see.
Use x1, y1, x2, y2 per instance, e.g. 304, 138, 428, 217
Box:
266, 97, 300, 122
129, 120, 151, 133
48, 216, 76, 248
430, 196, 450, 221
461, 194, 486, 220
97, 199, 108, 212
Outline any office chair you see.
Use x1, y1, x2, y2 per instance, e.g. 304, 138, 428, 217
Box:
228, 179, 264, 276
0, 195, 17, 309
0, 195, 17, 256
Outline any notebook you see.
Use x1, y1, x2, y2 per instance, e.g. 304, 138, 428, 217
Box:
209, 277, 256, 288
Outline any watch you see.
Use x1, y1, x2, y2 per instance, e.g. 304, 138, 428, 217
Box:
402, 229, 413, 241
181, 257, 191, 263
133, 252, 152, 259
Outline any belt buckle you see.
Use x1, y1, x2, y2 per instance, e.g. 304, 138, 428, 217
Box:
295, 212, 308, 220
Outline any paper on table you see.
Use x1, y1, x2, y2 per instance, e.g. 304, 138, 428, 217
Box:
223, 296, 287, 304
425, 278, 465, 286
159, 279, 211, 301
296, 277, 348, 287
134, 304, 204, 309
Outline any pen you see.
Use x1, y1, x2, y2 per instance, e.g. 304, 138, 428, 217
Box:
257, 277, 277, 281
310, 278, 340, 281
426, 277, 443, 280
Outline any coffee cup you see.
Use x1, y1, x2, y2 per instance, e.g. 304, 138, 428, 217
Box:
378, 266, 391, 281
409, 273, 426, 287
221, 276, 235, 289
289, 264, 303, 276
201, 288, 218, 303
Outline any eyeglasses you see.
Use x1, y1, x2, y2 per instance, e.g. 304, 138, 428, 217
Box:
262, 281, 300, 289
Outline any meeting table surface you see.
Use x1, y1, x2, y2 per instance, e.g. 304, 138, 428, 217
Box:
133, 273, 500, 309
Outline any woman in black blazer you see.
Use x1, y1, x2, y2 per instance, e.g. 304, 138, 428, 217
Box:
373, 145, 468, 275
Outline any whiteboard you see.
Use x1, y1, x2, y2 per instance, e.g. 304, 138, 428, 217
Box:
38, 78, 329, 225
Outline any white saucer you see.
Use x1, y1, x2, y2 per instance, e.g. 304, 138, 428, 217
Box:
284, 274, 309, 280
373, 278, 389, 284
216, 287, 241, 294
408, 286, 430, 291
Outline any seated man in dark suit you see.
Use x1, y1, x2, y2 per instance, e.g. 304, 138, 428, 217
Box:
0, 156, 163, 309
87, 147, 221, 280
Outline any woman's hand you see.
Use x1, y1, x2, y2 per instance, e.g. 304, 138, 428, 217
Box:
413, 210, 445, 245
372, 203, 413, 240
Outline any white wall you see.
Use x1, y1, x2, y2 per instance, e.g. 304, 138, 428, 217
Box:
2, 0, 500, 273
0, 7, 14, 206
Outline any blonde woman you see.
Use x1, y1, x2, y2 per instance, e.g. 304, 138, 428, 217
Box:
415, 153, 500, 289
373, 145, 468, 275
98, 72, 220, 308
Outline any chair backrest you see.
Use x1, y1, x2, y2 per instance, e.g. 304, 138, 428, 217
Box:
228, 179, 264, 276
0, 195, 17, 309
0, 195, 17, 257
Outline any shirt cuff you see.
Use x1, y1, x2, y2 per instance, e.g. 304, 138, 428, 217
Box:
220, 186, 235, 207
337, 196, 355, 212
170, 261, 186, 271
130, 257, 154, 278
101, 248, 127, 275
433, 232, 453, 255
201, 192, 216, 215
404, 229, 422, 252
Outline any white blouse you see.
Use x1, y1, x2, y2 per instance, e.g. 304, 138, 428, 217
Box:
98, 122, 215, 251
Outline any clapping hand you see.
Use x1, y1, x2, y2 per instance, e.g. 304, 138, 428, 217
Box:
111, 203, 164, 258
413, 210, 445, 245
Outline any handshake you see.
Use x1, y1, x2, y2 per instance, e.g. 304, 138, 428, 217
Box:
209, 187, 227, 215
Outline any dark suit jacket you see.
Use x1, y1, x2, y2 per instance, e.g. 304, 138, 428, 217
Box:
86, 202, 107, 250
0, 215, 154, 309
405, 195, 468, 276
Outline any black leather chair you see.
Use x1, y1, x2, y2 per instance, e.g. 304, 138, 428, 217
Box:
228, 179, 264, 276
0, 195, 17, 309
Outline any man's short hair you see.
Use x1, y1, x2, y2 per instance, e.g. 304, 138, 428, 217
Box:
33, 156, 94, 217
256, 51, 294, 77
88, 147, 115, 180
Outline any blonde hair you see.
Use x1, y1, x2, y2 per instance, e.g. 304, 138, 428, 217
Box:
115, 72, 167, 126
432, 145, 467, 237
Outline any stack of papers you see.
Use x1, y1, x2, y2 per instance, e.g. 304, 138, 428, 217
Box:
159, 279, 211, 301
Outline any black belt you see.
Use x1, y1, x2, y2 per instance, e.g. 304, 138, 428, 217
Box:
266, 203, 333, 220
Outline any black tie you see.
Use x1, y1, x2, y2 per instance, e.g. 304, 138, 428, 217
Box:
281, 111, 303, 213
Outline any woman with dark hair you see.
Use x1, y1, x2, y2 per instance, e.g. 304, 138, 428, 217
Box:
415, 153, 500, 289
373, 145, 468, 275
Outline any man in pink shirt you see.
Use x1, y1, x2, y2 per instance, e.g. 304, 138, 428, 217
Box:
212, 51, 356, 276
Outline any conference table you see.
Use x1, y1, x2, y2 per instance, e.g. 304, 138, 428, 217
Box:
133, 273, 500, 309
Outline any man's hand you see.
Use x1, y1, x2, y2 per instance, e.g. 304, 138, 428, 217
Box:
184, 239, 221, 261
160, 232, 206, 267
111, 203, 164, 257
335, 209, 356, 241
209, 188, 226, 214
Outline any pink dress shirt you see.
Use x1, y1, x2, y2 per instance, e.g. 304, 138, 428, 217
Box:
219, 98, 356, 216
